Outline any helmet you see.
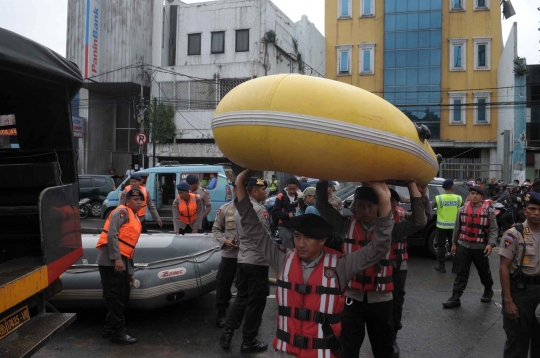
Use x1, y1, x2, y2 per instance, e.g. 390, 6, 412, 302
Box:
522, 182, 532, 188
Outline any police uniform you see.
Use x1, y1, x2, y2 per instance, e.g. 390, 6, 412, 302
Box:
443, 186, 498, 308
96, 189, 142, 345
269, 177, 279, 196
236, 192, 393, 357
221, 178, 271, 354
316, 181, 428, 358
499, 193, 540, 358
212, 197, 239, 327
172, 182, 202, 234
186, 175, 212, 231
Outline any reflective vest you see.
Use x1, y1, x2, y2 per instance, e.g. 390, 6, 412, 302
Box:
96, 205, 142, 259
274, 251, 344, 357
269, 179, 278, 191
124, 185, 148, 217
458, 201, 491, 243
177, 193, 198, 225
343, 218, 393, 293
390, 207, 408, 262
435, 193, 462, 229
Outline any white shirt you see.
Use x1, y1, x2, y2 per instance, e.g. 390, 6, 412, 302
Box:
126, 169, 135, 176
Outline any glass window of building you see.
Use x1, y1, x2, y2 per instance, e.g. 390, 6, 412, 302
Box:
449, 38, 467, 71
474, 37, 491, 70
235, 30, 249, 52
211, 31, 225, 54
359, 43, 375, 74
474, 92, 491, 124
337, 45, 352, 75
474, 0, 489, 10
188, 33, 201, 56
361, 0, 375, 16
449, 92, 467, 124
339, 0, 352, 18
450, 0, 465, 11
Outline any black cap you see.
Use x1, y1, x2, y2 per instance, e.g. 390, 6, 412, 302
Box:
355, 186, 378, 205
176, 182, 191, 192
525, 192, 540, 206
130, 173, 142, 181
186, 175, 199, 185
126, 188, 143, 199
442, 179, 454, 189
247, 177, 267, 188
469, 186, 485, 196
389, 189, 400, 203
284, 214, 334, 239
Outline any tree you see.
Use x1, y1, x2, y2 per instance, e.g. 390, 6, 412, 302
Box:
147, 101, 176, 144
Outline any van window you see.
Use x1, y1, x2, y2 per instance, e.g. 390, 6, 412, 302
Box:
181, 172, 219, 190
79, 177, 92, 188
92, 177, 107, 187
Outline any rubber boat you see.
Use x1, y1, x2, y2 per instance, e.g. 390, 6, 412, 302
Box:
212, 74, 439, 185
49, 233, 221, 310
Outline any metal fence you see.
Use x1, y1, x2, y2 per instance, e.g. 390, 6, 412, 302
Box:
156, 78, 250, 110
439, 158, 503, 183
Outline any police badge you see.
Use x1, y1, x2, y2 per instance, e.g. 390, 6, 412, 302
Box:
324, 266, 336, 279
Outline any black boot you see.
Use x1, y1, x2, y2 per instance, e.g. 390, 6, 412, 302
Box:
481, 289, 494, 303
434, 263, 446, 273
102, 327, 112, 339
220, 327, 234, 349
442, 292, 461, 309
216, 310, 226, 328
111, 331, 137, 345
392, 339, 400, 358
241, 339, 268, 353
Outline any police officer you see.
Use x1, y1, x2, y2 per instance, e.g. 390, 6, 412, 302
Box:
96, 189, 143, 344
434, 179, 463, 273
499, 191, 540, 358
234, 169, 393, 357
172, 182, 202, 235
120, 173, 162, 233
443, 186, 498, 308
220, 177, 270, 354
316, 180, 428, 358
186, 174, 212, 233
269, 174, 279, 196
212, 183, 239, 328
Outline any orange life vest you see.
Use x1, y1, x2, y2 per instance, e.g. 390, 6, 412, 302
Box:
390, 207, 408, 262
343, 218, 393, 293
177, 193, 198, 225
124, 185, 147, 217
458, 201, 491, 243
274, 251, 344, 357
96, 205, 142, 259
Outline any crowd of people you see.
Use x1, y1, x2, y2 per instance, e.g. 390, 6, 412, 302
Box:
94, 170, 540, 358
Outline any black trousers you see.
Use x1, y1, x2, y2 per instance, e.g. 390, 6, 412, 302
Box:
436, 228, 453, 264
499, 212, 514, 233
225, 263, 269, 341
502, 283, 540, 358
140, 219, 147, 233
215, 257, 238, 311
340, 298, 394, 358
178, 225, 193, 235
392, 270, 407, 340
452, 244, 493, 295
99, 265, 131, 333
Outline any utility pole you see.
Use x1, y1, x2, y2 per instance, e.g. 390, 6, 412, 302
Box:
136, 57, 146, 170
152, 97, 157, 167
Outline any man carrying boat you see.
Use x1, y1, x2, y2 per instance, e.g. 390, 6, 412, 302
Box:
233, 169, 393, 357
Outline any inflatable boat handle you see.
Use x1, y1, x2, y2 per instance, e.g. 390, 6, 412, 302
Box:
415, 124, 431, 143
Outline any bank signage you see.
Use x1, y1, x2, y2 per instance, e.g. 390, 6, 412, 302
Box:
84, 0, 101, 79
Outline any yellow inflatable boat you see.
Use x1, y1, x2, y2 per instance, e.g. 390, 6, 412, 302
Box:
212, 74, 439, 184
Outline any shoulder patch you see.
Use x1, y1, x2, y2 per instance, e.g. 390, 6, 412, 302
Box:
262, 209, 269, 221
217, 208, 221, 215
504, 233, 517, 248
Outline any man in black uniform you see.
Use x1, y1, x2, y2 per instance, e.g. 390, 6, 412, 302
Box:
499, 191, 540, 358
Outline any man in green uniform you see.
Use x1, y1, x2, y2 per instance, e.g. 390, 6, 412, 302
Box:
434, 179, 463, 273
269, 174, 279, 196
499, 191, 540, 358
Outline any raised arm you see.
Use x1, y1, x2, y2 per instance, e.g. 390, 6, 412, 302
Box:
393, 182, 427, 239
315, 181, 349, 237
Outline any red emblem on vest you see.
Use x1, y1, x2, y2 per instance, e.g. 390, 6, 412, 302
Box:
324, 267, 336, 279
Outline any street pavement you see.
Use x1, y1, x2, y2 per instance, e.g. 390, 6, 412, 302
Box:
34, 217, 508, 358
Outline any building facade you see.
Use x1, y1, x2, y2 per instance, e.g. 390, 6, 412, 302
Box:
326, 0, 511, 180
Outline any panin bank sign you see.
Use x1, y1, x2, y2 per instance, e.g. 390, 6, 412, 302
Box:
84, 0, 101, 79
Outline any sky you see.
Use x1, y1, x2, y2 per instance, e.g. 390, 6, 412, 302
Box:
0, 0, 538, 64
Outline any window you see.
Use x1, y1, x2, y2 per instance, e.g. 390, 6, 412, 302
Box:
474, 37, 491, 70
211, 31, 225, 54
474, 0, 489, 10
188, 33, 201, 56
336, 45, 352, 76
235, 29, 249, 52
339, 0, 352, 18
474, 92, 491, 124
359, 43, 375, 75
79, 177, 92, 188
449, 38, 467, 71
361, 0, 374, 17
450, 0, 465, 11
92, 177, 107, 187
449, 92, 466, 124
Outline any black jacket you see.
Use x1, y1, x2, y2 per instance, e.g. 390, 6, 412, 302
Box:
272, 190, 298, 227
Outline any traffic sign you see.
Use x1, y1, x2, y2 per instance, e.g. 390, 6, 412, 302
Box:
135, 132, 147, 146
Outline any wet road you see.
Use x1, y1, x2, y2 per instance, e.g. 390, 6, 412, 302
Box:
34, 218, 508, 358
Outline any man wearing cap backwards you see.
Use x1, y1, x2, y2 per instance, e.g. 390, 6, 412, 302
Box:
120, 173, 162, 233
173, 182, 202, 235
212, 183, 239, 328
185, 174, 212, 233
95, 189, 143, 345
442, 186, 498, 309
434, 179, 463, 274
232, 169, 393, 357
220, 177, 271, 353
316, 180, 428, 358
499, 191, 540, 357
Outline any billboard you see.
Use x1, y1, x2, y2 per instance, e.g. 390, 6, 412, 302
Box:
72, 116, 84, 138
84, 0, 101, 79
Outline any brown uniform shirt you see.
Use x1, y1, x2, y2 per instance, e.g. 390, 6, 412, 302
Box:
212, 200, 239, 259
172, 194, 202, 232
191, 186, 212, 230
499, 220, 540, 276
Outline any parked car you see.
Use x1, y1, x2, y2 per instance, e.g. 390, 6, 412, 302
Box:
340, 178, 470, 258
78, 175, 116, 217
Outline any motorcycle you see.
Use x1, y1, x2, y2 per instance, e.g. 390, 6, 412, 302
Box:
79, 198, 91, 219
